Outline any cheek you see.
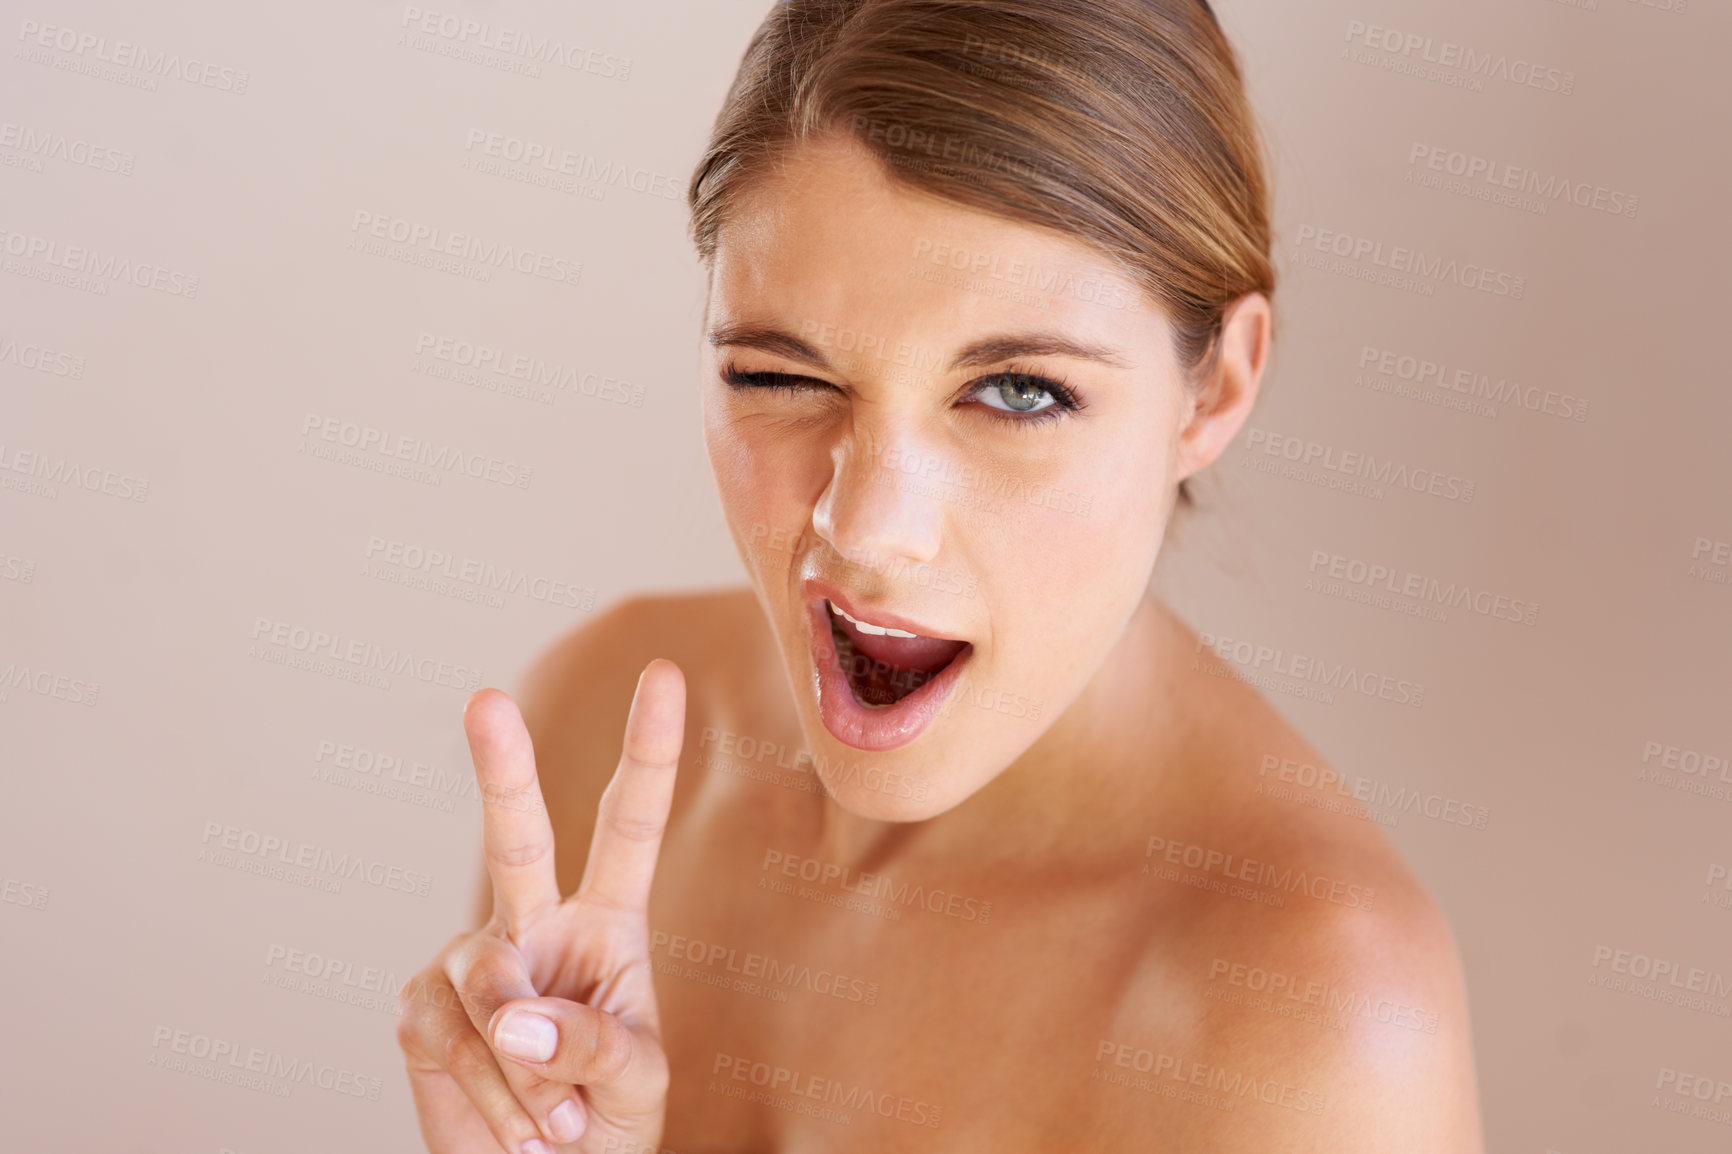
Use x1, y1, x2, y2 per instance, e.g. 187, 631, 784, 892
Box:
978, 434, 1171, 577
705, 412, 830, 566
963, 436, 1171, 671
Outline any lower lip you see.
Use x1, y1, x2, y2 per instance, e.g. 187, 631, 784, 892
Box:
806, 599, 971, 752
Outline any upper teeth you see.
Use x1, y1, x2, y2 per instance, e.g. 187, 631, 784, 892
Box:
832, 602, 918, 638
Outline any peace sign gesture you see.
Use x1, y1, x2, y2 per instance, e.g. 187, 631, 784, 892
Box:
397, 659, 686, 1153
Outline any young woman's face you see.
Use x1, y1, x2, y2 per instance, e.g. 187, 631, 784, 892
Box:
701, 132, 1236, 820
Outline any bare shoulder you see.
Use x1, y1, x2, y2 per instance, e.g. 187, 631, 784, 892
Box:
1101, 608, 1484, 1149
509, 587, 779, 895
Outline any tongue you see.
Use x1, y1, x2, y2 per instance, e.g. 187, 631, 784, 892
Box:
833, 612, 967, 672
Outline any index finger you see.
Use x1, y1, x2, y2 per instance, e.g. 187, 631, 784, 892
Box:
464, 687, 560, 935
575, 658, 686, 913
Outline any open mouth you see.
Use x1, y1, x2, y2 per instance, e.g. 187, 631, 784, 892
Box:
825, 598, 969, 707
805, 589, 973, 752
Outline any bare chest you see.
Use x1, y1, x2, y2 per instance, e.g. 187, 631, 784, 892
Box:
643, 813, 1203, 1152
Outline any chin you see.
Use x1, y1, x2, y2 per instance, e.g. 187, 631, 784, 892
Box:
804, 739, 998, 822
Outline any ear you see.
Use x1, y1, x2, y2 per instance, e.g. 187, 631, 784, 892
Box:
1173, 292, 1271, 482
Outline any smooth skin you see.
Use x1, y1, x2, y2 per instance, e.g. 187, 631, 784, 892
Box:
397, 132, 1486, 1152
397, 665, 685, 1153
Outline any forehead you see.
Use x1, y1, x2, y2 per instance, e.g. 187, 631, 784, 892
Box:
708, 133, 1165, 360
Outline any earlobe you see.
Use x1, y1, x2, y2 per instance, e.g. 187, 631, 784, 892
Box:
1175, 292, 1271, 482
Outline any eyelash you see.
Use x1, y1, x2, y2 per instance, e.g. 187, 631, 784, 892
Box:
719, 360, 1085, 427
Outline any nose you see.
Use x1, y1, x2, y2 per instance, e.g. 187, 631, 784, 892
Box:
811, 431, 945, 568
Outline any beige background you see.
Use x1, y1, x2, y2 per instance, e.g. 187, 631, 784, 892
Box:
2, 0, 1728, 1149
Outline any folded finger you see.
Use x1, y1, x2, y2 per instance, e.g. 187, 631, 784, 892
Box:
444, 937, 588, 1145
488, 994, 653, 1090
397, 971, 552, 1154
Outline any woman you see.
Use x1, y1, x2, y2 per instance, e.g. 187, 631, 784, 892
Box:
396, 0, 1485, 1149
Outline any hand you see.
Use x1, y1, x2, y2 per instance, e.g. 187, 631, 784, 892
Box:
397, 659, 686, 1153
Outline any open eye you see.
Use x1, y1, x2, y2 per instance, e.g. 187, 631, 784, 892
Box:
973, 374, 1056, 414
968, 372, 1072, 415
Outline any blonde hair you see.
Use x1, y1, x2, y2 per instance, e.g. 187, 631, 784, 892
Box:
688, 0, 1276, 506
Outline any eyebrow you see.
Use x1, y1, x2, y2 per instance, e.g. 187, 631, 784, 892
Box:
707, 322, 1133, 372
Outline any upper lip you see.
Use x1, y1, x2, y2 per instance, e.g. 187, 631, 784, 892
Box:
804, 577, 965, 643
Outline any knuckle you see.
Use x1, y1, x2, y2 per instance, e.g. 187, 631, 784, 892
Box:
393, 1002, 425, 1054
395, 974, 444, 1039
587, 1013, 634, 1082
460, 952, 522, 1005
606, 813, 666, 843
395, 976, 428, 1021
598, 793, 665, 843
443, 1029, 494, 1080
486, 831, 555, 869
482, 778, 548, 817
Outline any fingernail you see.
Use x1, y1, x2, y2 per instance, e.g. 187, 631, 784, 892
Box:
548, 1098, 584, 1142
521, 1140, 552, 1154
495, 1010, 557, 1061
